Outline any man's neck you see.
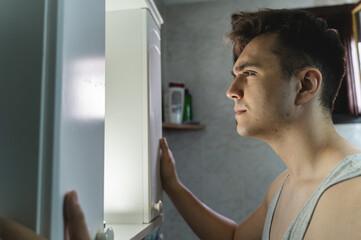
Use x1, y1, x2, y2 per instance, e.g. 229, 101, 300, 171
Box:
264, 115, 359, 182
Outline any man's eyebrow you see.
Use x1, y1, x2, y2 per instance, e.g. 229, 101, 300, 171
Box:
233, 62, 262, 74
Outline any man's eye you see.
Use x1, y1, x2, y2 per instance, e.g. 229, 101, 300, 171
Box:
243, 71, 255, 76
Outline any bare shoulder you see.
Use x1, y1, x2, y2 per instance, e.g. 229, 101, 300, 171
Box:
322, 174, 361, 209
265, 169, 290, 206
305, 175, 361, 240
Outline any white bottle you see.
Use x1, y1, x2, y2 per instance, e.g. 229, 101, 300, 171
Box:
165, 82, 185, 124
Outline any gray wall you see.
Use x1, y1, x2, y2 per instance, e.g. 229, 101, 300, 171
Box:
160, 0, 359, 239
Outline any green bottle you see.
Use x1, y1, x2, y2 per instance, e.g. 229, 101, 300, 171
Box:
183, 88, 193, 122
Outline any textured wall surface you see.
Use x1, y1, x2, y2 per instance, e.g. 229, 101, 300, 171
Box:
160, 0, 359, 239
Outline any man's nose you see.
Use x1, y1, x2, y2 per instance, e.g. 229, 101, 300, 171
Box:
226, 78, 244, 100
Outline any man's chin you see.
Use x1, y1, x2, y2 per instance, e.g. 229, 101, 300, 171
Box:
236, 125, 249, 137
236, 125, 259, 138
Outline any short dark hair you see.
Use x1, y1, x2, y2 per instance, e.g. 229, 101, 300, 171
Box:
228, 9, 346, 112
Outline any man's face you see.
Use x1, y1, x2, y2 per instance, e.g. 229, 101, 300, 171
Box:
226, 33, 297, 139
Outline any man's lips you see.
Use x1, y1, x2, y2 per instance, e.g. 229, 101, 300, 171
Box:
234, 108, 247, 113
234, 108, 247, 116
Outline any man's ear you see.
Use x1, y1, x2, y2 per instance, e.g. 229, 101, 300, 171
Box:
295, 68, 322, 106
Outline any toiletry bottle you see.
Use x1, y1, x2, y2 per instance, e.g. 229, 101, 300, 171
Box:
183, 88, 192, 122
167, 82, 185, 124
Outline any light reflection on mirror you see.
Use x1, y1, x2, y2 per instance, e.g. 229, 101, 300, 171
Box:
70, 57, 105, 120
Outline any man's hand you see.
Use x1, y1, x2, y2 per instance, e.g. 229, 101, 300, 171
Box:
0, 191, 91, 240
159, 138, 239, 240
63, 191, 91, 240
159, 137, 180, 194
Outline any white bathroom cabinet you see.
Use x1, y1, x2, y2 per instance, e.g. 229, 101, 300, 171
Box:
2, 0, 162, 238
104, 0, 164, 231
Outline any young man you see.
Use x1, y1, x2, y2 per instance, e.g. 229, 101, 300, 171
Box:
160, 9, 361, 240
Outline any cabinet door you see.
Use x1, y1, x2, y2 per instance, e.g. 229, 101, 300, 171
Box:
40, 0, 105, 239
0, 0, 105, 239
146, 10, 163, 223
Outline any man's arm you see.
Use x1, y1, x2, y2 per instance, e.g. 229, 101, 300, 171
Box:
165, 178, 238, 239
160, 138, 285, 240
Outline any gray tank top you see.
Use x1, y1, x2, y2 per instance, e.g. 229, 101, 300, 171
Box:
262, 154, 361, 240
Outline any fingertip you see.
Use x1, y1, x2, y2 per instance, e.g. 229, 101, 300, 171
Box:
69, 190, 78, 203
160, 137, 167, 148
64, 191, 80, 221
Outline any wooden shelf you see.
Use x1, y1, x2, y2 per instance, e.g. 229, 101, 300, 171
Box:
162, 122, 205, 130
